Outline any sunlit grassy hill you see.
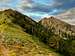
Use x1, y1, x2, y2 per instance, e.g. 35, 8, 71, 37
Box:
0, 24, 62, 56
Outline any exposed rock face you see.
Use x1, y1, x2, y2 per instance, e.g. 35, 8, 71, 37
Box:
39, 16, 75, 38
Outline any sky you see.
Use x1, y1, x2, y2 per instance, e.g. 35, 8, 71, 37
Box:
0, 0, 75, 21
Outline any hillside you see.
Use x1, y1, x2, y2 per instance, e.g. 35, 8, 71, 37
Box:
0, 23, 62, 56
0, 9, 62, 56
0, 9, 54, 46
39, 16, 75, 56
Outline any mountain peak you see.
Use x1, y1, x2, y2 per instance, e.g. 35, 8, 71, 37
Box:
0, 9, 15, 13
39, 16, 75, 32
4, 9, 15, 11
2, 9, 20, 16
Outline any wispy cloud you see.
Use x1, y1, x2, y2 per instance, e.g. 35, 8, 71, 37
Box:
17, 0, 33, 9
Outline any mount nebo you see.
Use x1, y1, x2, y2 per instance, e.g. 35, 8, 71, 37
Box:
0, 9, 75, 56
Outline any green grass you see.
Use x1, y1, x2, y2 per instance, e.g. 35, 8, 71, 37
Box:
0, 23, 63, 56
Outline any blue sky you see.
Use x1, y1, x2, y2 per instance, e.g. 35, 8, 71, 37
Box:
0, 0, 75, 21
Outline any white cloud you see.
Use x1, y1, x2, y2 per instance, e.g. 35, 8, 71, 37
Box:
49, 1, 62, 7
17, 0, 33, 9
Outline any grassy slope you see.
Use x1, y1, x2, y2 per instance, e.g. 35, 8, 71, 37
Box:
0, 23, 62, 56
